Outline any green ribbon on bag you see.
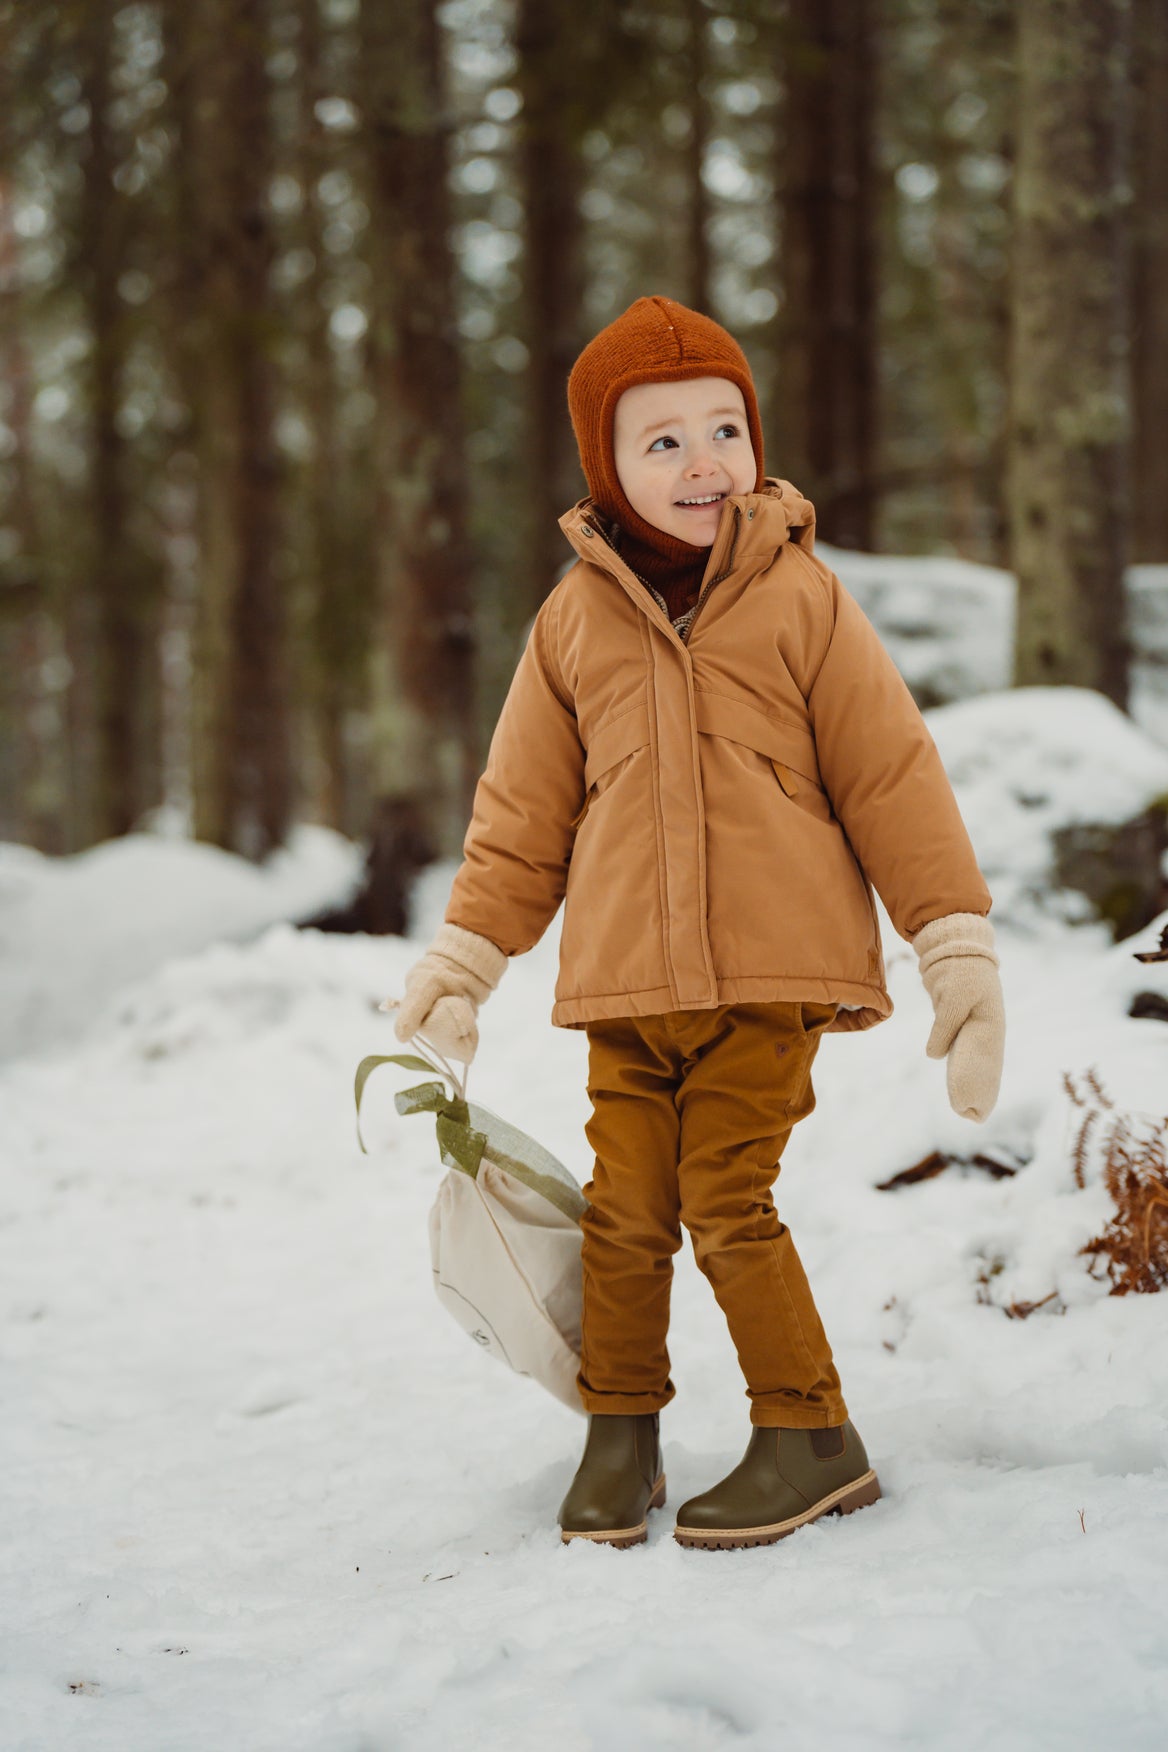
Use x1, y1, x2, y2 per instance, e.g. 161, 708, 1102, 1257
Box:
354, 1046, 588, 1225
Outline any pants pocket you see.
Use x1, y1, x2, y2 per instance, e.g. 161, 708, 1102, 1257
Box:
798, 1000, 839, 1036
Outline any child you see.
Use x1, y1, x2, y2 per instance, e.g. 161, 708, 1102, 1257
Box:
392, 295, 1005, 1551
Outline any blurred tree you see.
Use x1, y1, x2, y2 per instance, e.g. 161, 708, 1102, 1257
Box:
0, 176, 63, 850
1131, 0, 1168, 564
513, 0, 660, 616
1009, 0, 1131, 704
78, 0, 164, 839
170, 0, 293, 856
776, 0, 878, 548
1, 1, 175, 850
679, 0, 713, 316
292, 0, 374, 832
513, 0, 589, 617
360, 0, 479, 857
873, 0, 1015, 563
3, 0, 1165, 868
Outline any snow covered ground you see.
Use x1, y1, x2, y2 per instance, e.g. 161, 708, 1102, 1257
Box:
3, 689, 1168, 1751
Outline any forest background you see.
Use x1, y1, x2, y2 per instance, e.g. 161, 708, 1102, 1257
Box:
1, 0, 1164, 878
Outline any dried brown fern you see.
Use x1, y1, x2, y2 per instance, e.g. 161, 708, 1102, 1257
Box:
1070, 1106, 1098, 1190
1076, 1073, 1168, 1295
1082, 1067, 1114, 1110
1062, 1070, 1087, 1108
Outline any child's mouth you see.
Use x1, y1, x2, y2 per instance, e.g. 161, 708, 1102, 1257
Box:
675, 492, 726, 510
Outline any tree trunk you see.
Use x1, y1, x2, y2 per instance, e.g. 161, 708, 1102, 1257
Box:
181, 0, 291, 856
229, 16, 289, 858
1131, 0, 1168, 563
681, 0, 712, 316
360, 0, 479, 856
514, 0, 589, 619
80, 0, 161, 839
777, 0, 879, 548
1009, 0, 1132, 703
298, 0, 349, 831
0, 181, 67, 850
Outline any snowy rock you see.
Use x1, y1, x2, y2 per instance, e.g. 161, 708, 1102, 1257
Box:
822, 540, 1013, 707
926, 687, 1168, 933
825, 545, 1168, 758
1052, 806, 1168, 939
1129, 565, 1168, 667
1097, 909, 1168, 1020
1129, 563, 1168, 749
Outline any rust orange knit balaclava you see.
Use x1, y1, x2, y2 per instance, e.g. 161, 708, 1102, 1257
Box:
566, 295, 766, 613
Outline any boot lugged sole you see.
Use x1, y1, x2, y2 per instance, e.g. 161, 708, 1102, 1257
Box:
560, 1474, 667, 1548
673, 1469, 881, 1550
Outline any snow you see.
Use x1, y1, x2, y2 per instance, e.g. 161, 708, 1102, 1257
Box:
820, 539, 1014, 703
0, 825, 363, 1062
824, 546, 1168, 757
4, 691, 1168, 1750
924, 686, 1168, 928
1130, 564, 1168, 747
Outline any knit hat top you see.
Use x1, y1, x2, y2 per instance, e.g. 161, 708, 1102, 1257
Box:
566, 295, 766, 619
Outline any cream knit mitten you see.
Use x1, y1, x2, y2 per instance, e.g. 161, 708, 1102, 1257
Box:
911, 912, 1005, 1122
389, 923, 508, 1065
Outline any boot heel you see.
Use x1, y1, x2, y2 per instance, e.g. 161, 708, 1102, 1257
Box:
648, 1474, 667, 1512
836, 1470, 881, 1515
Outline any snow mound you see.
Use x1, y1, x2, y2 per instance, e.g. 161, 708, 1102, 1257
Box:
925, 687, 1168, 928
0, 825, 363, 1063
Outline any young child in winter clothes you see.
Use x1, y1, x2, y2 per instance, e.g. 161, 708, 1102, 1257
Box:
394, 295, 1005, 1550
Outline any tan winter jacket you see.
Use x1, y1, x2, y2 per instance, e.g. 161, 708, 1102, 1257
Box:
445, 478, 991, 1034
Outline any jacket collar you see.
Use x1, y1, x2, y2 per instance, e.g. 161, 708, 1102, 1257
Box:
557, 477, 817, 611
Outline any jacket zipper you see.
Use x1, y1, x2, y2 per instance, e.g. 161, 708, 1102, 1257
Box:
588, 503, 743, 647
680, 504, 742, 645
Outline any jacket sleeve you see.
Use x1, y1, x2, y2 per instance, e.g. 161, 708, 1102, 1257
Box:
804, 565, 992, 940
444, 587, 586, 956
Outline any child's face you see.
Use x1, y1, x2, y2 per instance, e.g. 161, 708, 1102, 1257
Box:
612, 375, 757, 546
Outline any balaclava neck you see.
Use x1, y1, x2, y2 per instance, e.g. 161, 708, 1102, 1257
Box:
567, 295, 766, 619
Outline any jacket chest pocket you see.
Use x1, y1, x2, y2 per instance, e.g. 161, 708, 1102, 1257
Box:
694, 690, 835, 825
572, 705, 651, 832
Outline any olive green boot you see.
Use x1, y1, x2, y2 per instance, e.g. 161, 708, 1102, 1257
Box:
558, 1412, 667, 1548
674, 1419, 880, 1550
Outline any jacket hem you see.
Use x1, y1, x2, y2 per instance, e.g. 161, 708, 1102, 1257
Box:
552, 975, 892, 1033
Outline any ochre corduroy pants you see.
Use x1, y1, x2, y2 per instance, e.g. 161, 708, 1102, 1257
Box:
578, 1000, 847, 1428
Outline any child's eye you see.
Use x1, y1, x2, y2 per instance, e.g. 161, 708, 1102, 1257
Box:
648, 424, 741, 452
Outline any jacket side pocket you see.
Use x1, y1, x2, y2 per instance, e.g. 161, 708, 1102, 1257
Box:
770, 758, 834, 825
771, 760, 798, 798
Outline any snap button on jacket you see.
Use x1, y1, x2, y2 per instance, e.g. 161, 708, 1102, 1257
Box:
445, 479, 992, 1034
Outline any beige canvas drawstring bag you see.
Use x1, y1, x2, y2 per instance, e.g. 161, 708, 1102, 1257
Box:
354, 1035, 587, 1415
